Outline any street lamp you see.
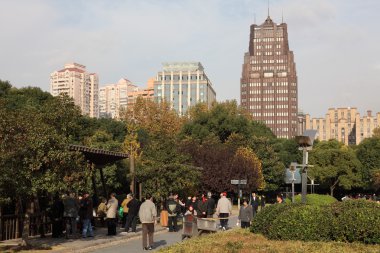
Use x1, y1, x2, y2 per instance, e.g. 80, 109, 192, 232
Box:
295, 130, 318, 204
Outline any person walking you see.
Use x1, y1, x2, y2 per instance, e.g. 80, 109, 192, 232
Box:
63, 192, 79, 238
120, 194, 131, 228
206, 192, 216, 218
79, 192, 94, 238
124, 194, 140, 233
139, 194, 157, 251
238, 199, 253, 229
250, 192, 259, 217
106, 193, 118, 236
216, 192, 232, 230
166, 194, 180, 232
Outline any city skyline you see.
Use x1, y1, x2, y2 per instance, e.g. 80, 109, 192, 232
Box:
1, 0, 379, 117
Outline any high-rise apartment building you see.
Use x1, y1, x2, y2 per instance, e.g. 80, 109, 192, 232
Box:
99, 78, 133, 119
154, 62, 216, 116
240, 15, 298, 139
50, 63, 99, 118
305, 108, 380, 145
99, 78, 155, 119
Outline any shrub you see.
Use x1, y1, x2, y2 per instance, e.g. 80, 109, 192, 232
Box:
251, 199, 380, 244
331, 200, 380, 244
285, 194, 337, 206
251, 203, 293, 235
267, 204, 333, 241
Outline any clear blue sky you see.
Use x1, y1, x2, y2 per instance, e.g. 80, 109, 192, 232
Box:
0, 0, 379, 117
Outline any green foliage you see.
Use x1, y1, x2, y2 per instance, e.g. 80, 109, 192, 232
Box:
0, 103, 87, 203
356, 137, 380, 190
268, 204, 334, 241
182, 100, 274, 143
136, 163, 202, 200
309, 140, 364, 196
249, 137, 285, 191
285, 194, 337, 206
273, 138, 302, 167
251, 203, 292, 235
251, 200, 380, 244
331, 200, 380, 244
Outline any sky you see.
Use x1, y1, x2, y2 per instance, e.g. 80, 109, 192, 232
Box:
0, 0, 379, 117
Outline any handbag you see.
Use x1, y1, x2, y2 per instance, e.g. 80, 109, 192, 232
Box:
118, 206, 124, 219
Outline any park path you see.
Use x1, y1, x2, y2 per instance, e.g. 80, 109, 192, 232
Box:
92, 215, 238, 253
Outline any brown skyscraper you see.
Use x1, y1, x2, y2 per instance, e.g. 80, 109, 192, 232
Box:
240, 15, 298, 139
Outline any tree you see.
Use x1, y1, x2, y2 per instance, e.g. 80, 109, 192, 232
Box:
373, 127, 380, 138
181, 100, 274, 143
180, 136, 264, 193
136, 163, 201, 200
249, 137, 285, 192
356, 137, 380, 190
0, 79, 12, 96
309, 140, 363, 196
273, 138, 302, 167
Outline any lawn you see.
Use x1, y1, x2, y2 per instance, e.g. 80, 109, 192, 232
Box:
158, 228, 380, 253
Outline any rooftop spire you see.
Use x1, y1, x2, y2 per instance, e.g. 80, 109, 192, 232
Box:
267, 0, 270, 17
282, 9, 284, 23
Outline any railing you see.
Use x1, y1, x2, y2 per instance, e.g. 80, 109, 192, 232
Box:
0, 213, 52, 241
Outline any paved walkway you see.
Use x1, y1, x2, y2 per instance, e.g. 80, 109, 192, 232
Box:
93, 215, 238, 253
0, 209, 239, 252
0, 224, 166, 253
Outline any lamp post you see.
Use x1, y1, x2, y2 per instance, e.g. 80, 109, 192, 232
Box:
295, 130, 318, 204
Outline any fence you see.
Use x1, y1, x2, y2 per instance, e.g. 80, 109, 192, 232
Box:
0, 213, 52, 241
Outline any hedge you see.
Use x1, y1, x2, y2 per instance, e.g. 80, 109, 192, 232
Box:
268, 204, 333, 241
285, 194, 337, 206
251, 199, 380, 244
330, 200, 380, 244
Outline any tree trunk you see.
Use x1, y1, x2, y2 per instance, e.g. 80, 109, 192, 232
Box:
330, 186, 334, 197
330, 179, 339, 197
20, 198, 30, 247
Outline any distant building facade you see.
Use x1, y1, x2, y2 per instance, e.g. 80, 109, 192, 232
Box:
297, 110, 307, 136
99, 78, 133, 119
127, 78, 155, 107
305, 108, 380, 145
99, 78, 155, 119
50, 63, 99, 118
240, 16, 298, 139
154, 62, 216, 116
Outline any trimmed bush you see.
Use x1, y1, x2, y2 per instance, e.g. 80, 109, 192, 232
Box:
268, 204, 333, 241
331, 200, 380, 244
250, 203, 293, 235
251, 199, 380, 244
285, 194, 337, 206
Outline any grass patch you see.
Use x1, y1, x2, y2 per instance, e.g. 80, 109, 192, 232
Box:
159, 229, 380, 253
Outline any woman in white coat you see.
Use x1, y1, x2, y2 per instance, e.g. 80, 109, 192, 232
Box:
106, 193, 119, 235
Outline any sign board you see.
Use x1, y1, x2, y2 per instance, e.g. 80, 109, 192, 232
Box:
231, 180, 239, 185
231, 179, 247, 185
284, 168, 301, 184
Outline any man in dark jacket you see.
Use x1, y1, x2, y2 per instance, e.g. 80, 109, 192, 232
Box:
124, 194, 140, 232
206, 192, 216, 218
166, 194, 180, 232
250, 192, 259, 217
79, 193, 94, 238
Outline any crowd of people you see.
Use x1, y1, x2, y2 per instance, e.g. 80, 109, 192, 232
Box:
48, 191, 267, 250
